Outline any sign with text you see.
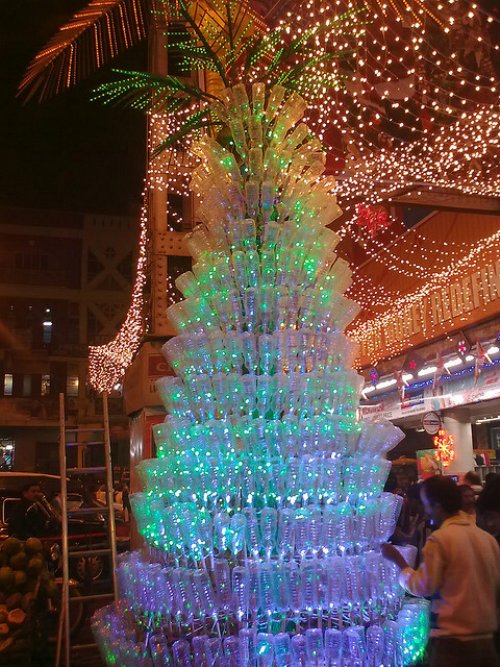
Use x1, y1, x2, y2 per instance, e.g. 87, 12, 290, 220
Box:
360, 364, 500, 422
352, 258, 500, 366
422, 411, 441, 435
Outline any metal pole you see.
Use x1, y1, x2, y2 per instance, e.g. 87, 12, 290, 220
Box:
57, 393, 71, 667
103, 392, 118, 597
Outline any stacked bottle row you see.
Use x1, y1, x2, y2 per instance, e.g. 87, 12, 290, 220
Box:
151, 418, 402, 462
132, 492, 402, 559
162, 330, 356, 380
116, 550, 404, 622
92, 599, 429, 667
178, 220, 349, 294
166, 281, 360, 338
155, 370, 361, 423
134, 452, 393, 503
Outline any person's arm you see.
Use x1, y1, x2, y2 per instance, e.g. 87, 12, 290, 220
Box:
382, 537, 444, 597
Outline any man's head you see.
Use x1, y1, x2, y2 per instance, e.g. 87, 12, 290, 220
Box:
484, 472, 500, 486
477, 477, 500, 538
458, 484, 476, 514
420, 475, 462, 527
463, 470, 482, 487
21, 483, 42, 503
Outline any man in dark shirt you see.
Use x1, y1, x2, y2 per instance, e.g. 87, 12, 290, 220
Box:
8, 482, 58, 539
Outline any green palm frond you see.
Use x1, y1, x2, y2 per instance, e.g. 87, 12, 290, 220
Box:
165, 0, 259, 79
93, 69, 221, 112
92, 1, 368, 155
152, 117, 223, 156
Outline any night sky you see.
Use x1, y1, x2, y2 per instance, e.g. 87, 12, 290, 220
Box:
0, 1, 147, 217
1, 1, 498, 219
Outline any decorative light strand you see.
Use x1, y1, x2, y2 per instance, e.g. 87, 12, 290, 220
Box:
349, 228, 500, 364
88, 196, 148, 393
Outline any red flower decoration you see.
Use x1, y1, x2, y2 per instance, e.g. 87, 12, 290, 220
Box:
355, 203, 391, 238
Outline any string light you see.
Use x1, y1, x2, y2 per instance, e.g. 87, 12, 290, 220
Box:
348, 228, 500, 365
17, 0, 147, 101
88, 197, 149, 393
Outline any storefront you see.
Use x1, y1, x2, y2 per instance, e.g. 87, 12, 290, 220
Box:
350, 205, 500, 480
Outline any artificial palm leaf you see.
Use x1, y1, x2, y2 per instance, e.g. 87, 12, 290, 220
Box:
164, 0, 262, 85
91, 0, 367, 156
18, 0, 149, 101
152, 113, 223, 155
93, 69, 220, 112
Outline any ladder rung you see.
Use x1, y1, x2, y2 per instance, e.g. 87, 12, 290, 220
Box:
68, 507, 110, 516
71, 642, 99, 650
65, 427, 105, 433
67, 466, 106, 474
70, 593, 114, 604
68, 548, 112, 558
65, 440, 105, 447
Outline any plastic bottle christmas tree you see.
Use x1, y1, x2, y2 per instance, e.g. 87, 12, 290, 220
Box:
92, 82, 429, 667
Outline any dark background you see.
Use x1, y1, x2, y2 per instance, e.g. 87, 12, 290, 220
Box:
0, 0, 147, 216
1, 0, 498, 218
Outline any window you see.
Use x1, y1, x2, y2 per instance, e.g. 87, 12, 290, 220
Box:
14, 253, 48, 271
66, 376, 79, 397
42, 319, 53, 344
41, 374, 50, 396
22, 375, 31, 397
3, 375, 12, 396
87, 251, 104, 281
0, 439, 14, 471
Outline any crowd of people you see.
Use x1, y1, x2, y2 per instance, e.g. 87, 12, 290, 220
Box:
383, 470, 500, 667
4, 468, 500, 666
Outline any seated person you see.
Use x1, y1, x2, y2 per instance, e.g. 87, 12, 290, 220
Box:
8, 482, 59, 540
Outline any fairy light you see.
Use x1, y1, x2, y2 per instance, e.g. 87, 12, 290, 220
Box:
269, 0, 499, 147
88, 196, 149, 393
18, 0, 147, 101
349, 228, 500, 365
148, 110, 201, 197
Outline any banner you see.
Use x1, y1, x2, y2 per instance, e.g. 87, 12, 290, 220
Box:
352, 258, 500, 367
359, 363, 500, 421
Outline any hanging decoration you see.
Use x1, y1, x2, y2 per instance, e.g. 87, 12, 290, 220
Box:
457, 337, 469, 361
432, 352, 451, 395
474, 341, 492, 385
396, 370, 409, 404
369, 366, 379, 386
433, 427, 456, 468
355, 203, 392, 238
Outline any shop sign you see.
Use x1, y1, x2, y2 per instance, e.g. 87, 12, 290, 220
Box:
359, 363, 500, 422
353, 258, 500, 366
422, 411, 441, 435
